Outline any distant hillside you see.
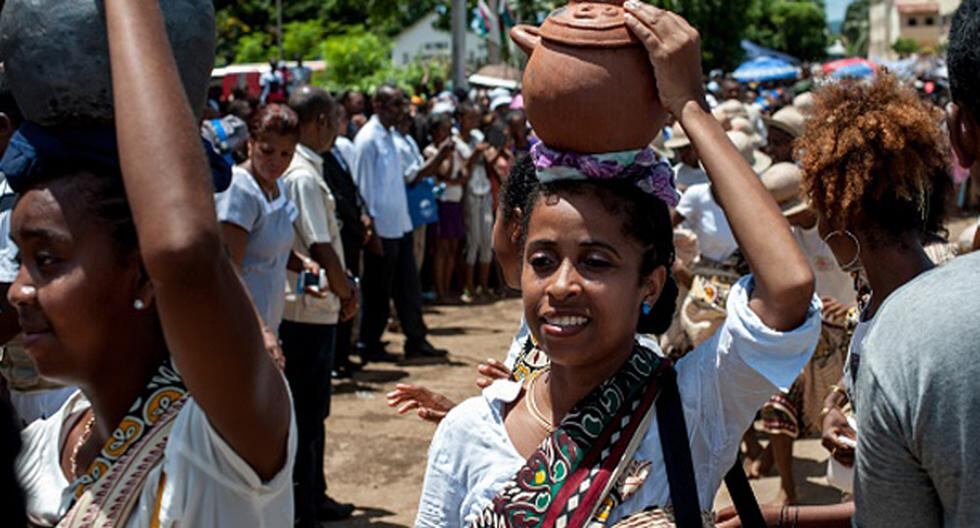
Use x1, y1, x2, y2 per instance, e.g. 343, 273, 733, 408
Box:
828, 19, 844, 34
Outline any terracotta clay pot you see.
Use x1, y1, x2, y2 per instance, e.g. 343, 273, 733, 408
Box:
511, 0, 666, 153
0, 0, 215, 126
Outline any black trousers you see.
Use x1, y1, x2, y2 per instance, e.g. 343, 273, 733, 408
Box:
358, 234, 427, 352
280, 320, 336, 525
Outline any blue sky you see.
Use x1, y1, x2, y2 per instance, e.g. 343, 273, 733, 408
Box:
826, 0, 854, 21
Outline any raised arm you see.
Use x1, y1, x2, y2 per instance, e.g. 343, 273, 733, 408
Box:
624, 2, 814, 331
104, 0, 290, 479
410, 139, 454, 185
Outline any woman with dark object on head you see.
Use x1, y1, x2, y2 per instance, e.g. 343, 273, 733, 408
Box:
8, 2, 294, 525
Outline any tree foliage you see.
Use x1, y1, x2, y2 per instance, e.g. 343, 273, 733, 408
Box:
842, 0, 870, 56
652, 0, 756, 71
317, 29, 392, 91
892, 37, 919, 57
747, 0, 828, 62
282, 20, 325, 60
214, 0, 834, 86
233, 32, 273, 64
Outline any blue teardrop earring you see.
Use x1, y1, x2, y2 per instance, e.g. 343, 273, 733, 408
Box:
641, 301, 653, 316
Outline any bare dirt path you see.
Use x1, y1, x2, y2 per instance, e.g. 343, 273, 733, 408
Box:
322, 297, 847, 526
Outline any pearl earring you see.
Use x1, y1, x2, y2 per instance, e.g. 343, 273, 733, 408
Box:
133, 299, 146, 311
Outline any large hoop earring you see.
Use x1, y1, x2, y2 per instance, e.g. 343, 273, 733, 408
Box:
823, 230, 861, 271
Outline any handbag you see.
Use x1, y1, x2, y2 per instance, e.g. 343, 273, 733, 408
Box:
406, 177, 439, 228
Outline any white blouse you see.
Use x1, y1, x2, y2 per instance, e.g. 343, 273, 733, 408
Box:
416, 276, 822, 527
17, 391, 297, 528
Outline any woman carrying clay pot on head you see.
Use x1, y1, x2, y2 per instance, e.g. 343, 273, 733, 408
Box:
8, 1, 294, 526
414, 5, 821, 527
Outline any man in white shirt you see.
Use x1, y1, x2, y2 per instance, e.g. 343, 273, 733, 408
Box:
393, 110, 452, 272
282, 87, 358, 525
353, 86, 446, 362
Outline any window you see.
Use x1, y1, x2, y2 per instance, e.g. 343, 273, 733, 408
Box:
924, 16, 935, 25
907, 16, 918, 26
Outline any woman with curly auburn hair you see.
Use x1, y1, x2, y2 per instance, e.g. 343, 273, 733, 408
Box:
719, 71, 956, 528
796, 72, 953, 490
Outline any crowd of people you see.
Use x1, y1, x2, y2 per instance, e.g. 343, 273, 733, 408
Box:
0, 0, 978, 527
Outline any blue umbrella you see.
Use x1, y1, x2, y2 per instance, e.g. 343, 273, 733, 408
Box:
732, 56, 800, 83
740, 40, 801, 65
832, 62, 875, 79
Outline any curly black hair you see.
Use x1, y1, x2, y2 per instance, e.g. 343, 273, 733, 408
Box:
948, 0, 980, 120
522, 178, 678, 335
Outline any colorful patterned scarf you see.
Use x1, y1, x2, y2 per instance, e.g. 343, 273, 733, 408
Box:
530, 143, 680, 208
62, 359, 188, 516
473, 345, 670, 528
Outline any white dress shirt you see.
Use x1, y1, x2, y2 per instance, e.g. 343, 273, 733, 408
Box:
393, 129, 424, 184
282, 144, 345, 325
353, 116, 413, 239
333, 136, 356, 172
676, 183, 739, 262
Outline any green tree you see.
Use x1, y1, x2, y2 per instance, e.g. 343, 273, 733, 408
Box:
842, 0, 870, 56
649, 0, 754, 71
317, 29, 393, 91
234, 32, 273, 64
282, 20, 325, 60
892, 37, 919, 56
747, 0, 828, 62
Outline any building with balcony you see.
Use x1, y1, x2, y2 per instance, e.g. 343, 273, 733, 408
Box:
868, 0, 961, 60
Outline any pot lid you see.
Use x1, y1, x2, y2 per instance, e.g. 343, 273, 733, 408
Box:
538, 1, 639, 48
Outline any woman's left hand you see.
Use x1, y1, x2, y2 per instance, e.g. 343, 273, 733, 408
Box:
623, 1, 707, 117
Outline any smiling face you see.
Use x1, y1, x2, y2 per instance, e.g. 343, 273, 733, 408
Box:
8, 172, 146, 386
521, 190, 661, 368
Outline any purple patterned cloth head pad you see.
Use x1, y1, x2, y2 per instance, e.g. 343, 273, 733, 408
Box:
530, 142, 680, 208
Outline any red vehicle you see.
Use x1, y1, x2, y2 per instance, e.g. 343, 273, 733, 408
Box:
210, 60, 326, 100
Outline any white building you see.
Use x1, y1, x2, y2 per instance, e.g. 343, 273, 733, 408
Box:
869, 0, 961, 60
391, 11, 488, 68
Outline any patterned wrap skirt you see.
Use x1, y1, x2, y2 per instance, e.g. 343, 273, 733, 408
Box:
759, 323, 850, 438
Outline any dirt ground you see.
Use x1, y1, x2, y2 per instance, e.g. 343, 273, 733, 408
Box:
323, 298, 842, 527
